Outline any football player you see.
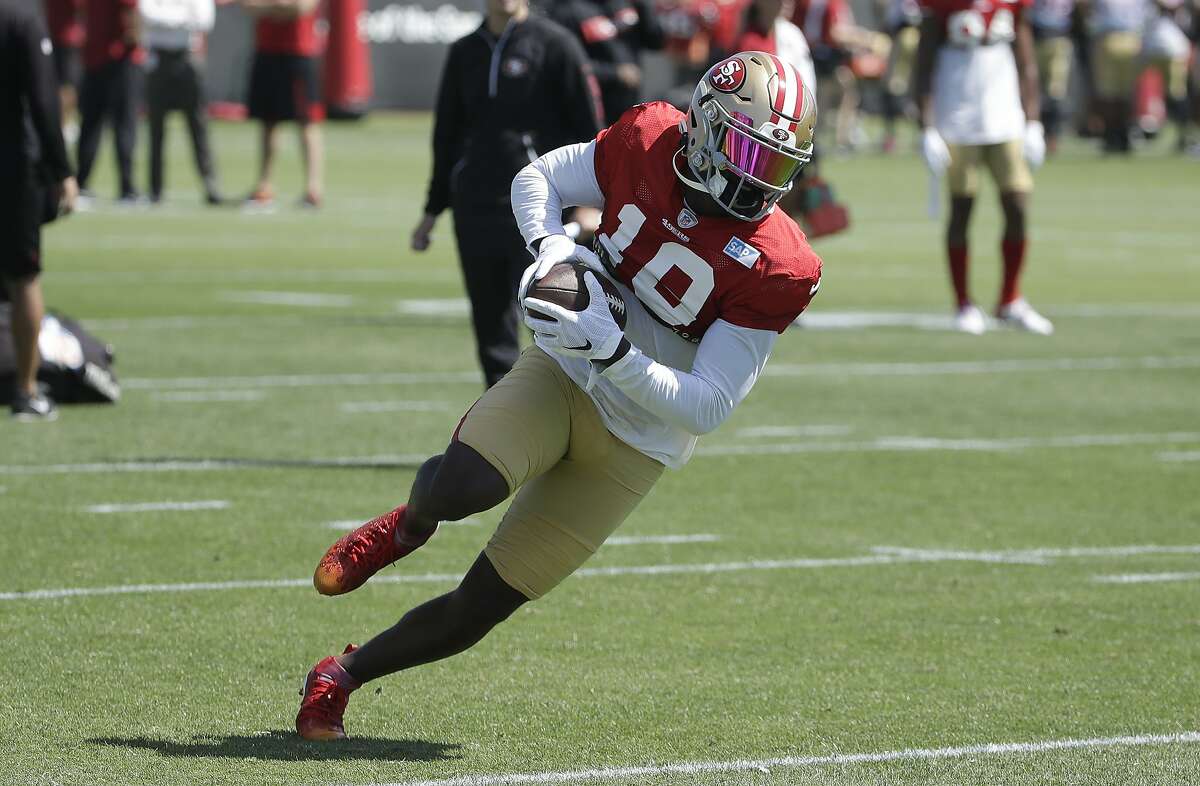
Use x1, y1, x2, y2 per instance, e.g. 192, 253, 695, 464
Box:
295, 51, 822, 740
914, 0, 1054, 334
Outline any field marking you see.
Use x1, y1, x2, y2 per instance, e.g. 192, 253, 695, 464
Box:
3, 431, 1197, 477
765, 355, 1200, 378
83, 500, 230, 514
395, 299, 471, 316
151, 390, 266, 403
1093, 572, 1200, 584
122, 371, 480, 391
733, 425, 853, 439
873, 544, 1200, 565
323, 517, 483, 530
114, 355, 1200, 392
68, 302, 1200, 333
340, 400, 454, 414
605, 534, 721, 546
0, 454, 431, 476
1159, 451, 1200, 462
7, 542, 1199, 602
220, 291, 357, 308
347, 731, 1200, 786
698, 431, 1200, 458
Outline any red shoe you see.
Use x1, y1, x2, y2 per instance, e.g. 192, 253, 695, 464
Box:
296, 644, 360, 741
313, 505, 436, 595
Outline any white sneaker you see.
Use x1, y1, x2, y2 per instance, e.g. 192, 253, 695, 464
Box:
997, 297, 1054, 335
954, 304, 988, 335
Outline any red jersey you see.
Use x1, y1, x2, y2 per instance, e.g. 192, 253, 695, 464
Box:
44, 0, 84, 47
592, 102, 821, 341
922, 0, 1029, 45
83, 0, 142, 69
255, 10, 323, 57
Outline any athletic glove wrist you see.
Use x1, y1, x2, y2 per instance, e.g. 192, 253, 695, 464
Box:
921, 127, 951, 176
522, 272, 625, 362
1024, 121, 1046, 170
518, 235, 604, 303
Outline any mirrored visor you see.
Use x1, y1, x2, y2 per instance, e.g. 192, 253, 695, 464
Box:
719, 112, 804, 190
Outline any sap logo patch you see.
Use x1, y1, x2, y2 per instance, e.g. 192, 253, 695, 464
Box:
723, 237, 760, 268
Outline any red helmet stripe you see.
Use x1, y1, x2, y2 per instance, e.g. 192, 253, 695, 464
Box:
768, 53, 803, 132
767, 52, 787, 124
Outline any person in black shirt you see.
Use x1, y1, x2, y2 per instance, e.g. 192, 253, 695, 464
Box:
546, 0, 664, 123
0, 0, 78, 419
410, 0, 603, 388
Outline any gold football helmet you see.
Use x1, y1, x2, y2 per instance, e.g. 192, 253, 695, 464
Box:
677, 51, 817, 221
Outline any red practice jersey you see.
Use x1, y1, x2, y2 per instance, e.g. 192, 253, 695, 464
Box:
592, 102, 821, 342
255, 9, 323, 56
922, 0, 1030, 45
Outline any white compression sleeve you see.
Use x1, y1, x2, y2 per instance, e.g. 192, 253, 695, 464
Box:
510, 142, 605, 247
600, 320, 777, 436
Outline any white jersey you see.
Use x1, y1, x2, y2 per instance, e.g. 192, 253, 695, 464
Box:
933, 43, 1024, 144
774, 19, 819, 101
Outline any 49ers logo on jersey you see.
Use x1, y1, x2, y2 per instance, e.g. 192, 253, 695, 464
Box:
708, 58, 746, 93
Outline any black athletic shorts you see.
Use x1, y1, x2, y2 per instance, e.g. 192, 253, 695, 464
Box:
247, 53, 324, 123
0, 171, 45, 281
52, 44, 83, 91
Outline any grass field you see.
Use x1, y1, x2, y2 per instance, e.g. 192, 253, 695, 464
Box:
2, 113, 1198, 786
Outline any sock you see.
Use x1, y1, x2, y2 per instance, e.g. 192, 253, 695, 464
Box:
947, 243, 970, 308
999, 237, 1027, 307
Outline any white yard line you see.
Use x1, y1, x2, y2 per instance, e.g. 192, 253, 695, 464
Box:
733, 425, 853, 439
83, 500, 230, 514
345, 731, 1200, 786
1158, 451, 1200, 462
2, 432, 1197, 476
1093, 572, 1200, 585
0, 454, 431, 476
765, 355, 1200, 378
122, 371, 480, 391
698, 432, 1200, 458
395, 299, 471, 316
114, 355, 1198, 391
220, 291, 357, 308
152, 390, 266, 403
873, 544, 1200, 565
323, 518, 482, 530
0, 554, 923, 601
605, 534, 721, 546
340, 401, 454, 414
5, 540, 1200, 601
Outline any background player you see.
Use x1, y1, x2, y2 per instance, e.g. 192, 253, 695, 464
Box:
914, 0, 1054, 335
295, 51, 822, 741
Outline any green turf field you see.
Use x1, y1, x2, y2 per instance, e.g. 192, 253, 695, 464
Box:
1, 114, 1198, 786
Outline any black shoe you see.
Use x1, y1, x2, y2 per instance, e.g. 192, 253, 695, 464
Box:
11, 392, 58, 422
205, 190, 224, 206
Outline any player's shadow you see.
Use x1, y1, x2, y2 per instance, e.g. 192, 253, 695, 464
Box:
89, 730, 461, 762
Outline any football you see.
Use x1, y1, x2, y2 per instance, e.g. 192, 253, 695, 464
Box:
525, 262, 627, 330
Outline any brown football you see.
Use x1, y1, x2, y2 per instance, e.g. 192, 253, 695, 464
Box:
525, 262, 627, 330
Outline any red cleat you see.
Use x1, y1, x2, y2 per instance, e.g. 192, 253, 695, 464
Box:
296, 644, 360, 740
313, 505, 436, 595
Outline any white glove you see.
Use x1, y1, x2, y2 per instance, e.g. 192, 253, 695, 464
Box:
518, 234, 604, 302
921, 127, 951, 176
523, 271, 625, 362
1023, 121, 1046, 169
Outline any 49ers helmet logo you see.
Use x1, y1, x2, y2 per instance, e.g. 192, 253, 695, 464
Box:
708, 57, 746, 93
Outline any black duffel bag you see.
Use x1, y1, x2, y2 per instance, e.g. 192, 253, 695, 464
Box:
0, 305, 120, 405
